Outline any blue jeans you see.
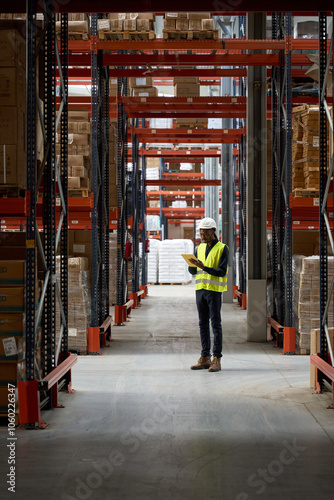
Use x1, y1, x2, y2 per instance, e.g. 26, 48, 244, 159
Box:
196, 289, 222, 358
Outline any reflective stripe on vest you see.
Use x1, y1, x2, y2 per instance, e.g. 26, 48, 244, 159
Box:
195, 242, 228, 292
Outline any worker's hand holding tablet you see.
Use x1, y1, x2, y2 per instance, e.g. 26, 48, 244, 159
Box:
181, 254, 205, 269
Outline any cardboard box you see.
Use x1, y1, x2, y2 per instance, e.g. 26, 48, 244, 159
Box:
189, 20, 202, 30
97, 19, 110, 31
293, 231, 319, 256
0, 106, 25, 147
0, 29, 26, 68
69, 230, 92, 269
70, 166, 88, 178
0, 360, 25, 381
174, 84, 200, 97
110, 20, 123, 31
0, 314, 25, 337
0, 67, 25, 108
188, 12, 212, 19
0, 287, 25, 312
124, 19, 137, 31
68, 110, 89, 122
0, 261, 25, 286
129, 77, 153, 88
176, 19, 188, 30
0, 145, 25, 186
202, 19, 214, 30
68, 177, 81, 189
163, 19, 175, 30
166, 13, 188, 19
68, 155, 85, 167
77, 122, 90, 134
68, 134, 89, 146
132, 87, 158, 97
173, 77, 199, 85
68, 122, 78, 133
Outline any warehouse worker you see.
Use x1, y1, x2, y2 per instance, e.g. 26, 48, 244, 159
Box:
188, 217, 229, 373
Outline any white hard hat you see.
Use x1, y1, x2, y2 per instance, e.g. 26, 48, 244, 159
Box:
198, 217, 217, 230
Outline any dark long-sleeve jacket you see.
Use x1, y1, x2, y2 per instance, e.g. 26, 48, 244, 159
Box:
188, 238, 229, 278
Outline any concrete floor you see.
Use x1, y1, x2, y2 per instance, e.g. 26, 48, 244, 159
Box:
1, 282, 334, 500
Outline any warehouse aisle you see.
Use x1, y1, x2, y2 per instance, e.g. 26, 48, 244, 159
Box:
1, 283, 334, 500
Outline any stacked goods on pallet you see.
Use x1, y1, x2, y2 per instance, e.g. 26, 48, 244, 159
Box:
0, 253, 42, 422
129, 77, 158, 97
173, 77, 207, 129
292, 105, 306, 190
163, 13, 216, 40
147, 238, 160, 283
56, 256, 90, 354
146, 157, 160, 207
301, 106, 331, 189
109, 232, 117, 305
56, 110, 91, 197
98, 13, 155, 40
0, 28, 26, 191
158, 239, 193, 284
56, 14, 89, 40
109, 121, 117, 208
293, 255, 334, 353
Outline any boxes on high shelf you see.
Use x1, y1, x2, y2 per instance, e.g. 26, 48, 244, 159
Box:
124, 19, 137, 31
109, 78, 117, 97
70, 166, 88, 178
201, 19, 214, 30
129, 77, 153, 88
77, 122, 90, 134
188, 19, 202, 30
187, 12, 212, 19
0, 145, 25, 187
174, 83, 200, 97
69, 230, 92, 269
0, 29, 26, 68
0, 313, 25, 337
110, 20, 123, 31
173, 77, 199, 85
175, 19, 188, 30
163, 19, 175, 30
109, 184, 117, 207
97, 19, 110, 31
166, 13, 188, 19
131, 87, 158, 97
0, 66, 25, 108
68, 122, 78, 134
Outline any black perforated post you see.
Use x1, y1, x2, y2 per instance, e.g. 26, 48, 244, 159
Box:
59, 13, 69, 362
43, 3, 56, 383
25, 0, 38, 382
319, 13, 328, 363
271, 13, 278, 323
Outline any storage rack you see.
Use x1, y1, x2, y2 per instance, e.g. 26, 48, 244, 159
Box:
17, 4, 77, 428
310, 12, 334, 407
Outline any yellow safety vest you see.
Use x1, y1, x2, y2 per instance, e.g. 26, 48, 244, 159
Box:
195, 242, 228, 292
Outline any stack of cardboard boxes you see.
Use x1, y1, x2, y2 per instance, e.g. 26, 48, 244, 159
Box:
56, 14, 89, 40
129, 77, 158, 97
296, 256, 334, 353
0, 29, 26, 189
163, 13, 214, 39
56, 256, 90, 354
98, 13, 155, 38
0, 232, 42, 420
173, 77, 207, 128
109, 121, 117, 208
56, 110, 91, 196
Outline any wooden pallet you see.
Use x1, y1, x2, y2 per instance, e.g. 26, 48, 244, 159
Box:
293, 188, 319, 197
175, 123, 208, 129
68, 188, 90, 198
99, 30, 155, 41
163, 29, 218, 40
0, 185, 26, 198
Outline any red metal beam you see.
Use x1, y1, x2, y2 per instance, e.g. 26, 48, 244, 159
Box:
146, 179, 221, 186
3, 2, 332, 13
69, 53, 315, 67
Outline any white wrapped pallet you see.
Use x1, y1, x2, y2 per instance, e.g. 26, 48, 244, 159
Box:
147, 239, 161, 283
158, 239, 193, 284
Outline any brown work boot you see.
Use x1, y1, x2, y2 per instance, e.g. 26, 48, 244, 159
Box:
209, 357, 221, 372
190, 356, 211, 370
